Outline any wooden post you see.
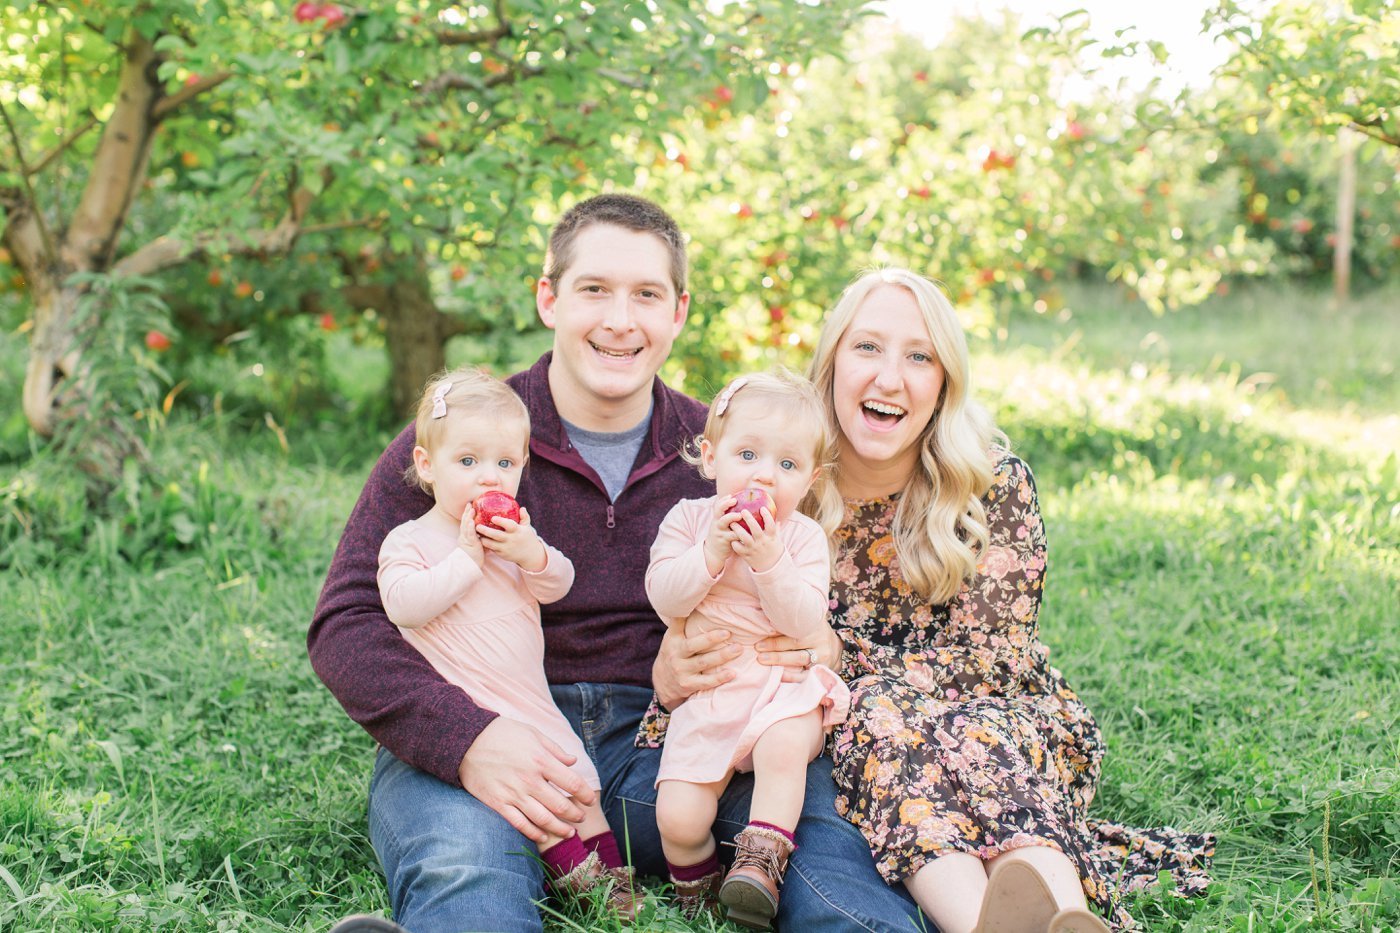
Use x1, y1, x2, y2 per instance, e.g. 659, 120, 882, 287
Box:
1333, 128, 1357, 308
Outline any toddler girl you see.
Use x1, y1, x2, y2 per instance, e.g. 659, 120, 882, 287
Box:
647, 370, 850, 929
376, 367, 636, 919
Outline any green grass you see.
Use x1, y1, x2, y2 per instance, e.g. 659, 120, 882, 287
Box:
1, 283, 1396, 931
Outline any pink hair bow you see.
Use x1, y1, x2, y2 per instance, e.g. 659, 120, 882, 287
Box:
431, 380, 452, 419
714, 376, 749, 416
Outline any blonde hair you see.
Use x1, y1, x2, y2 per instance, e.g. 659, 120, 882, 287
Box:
808, 268, 1007, 603
687, 369, 843, 539
406, 366, 530, 493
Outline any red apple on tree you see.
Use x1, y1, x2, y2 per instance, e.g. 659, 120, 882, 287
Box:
726, 488, 772, 530
293, 1, 322, 23
145, 330, 172, 352
319, 3, 347, 28
473, 491, 521, 529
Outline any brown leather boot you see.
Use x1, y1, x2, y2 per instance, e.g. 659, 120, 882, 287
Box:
671, 869, 722, 920
718, 826, 794, 930
553, 851, 641, 922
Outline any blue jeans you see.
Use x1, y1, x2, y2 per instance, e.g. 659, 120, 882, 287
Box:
368, 683, 926, 932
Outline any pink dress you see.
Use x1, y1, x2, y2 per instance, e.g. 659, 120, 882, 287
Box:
647, 498, 850, 785
377, 514, 597, 790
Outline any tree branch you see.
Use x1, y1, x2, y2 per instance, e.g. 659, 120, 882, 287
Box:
0, 100, 59, 264
341, 282, 392, 310
152, 70, 234, 120
420, 65, 540, 96
112, 185, 324, 278
26, 114, 101, 177
437, 0, 510, 46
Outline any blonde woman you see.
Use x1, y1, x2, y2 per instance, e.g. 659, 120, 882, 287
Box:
808, 268, 1213, 933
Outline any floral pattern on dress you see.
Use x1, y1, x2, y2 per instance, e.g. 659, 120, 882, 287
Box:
828, 452, 1213, 930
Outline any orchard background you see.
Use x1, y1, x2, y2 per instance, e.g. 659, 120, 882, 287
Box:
1, 1, 1396, 931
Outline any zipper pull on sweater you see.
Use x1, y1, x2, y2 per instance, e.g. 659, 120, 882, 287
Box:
606, 504, 616, 529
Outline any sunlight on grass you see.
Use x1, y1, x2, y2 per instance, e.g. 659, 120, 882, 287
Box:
1, 283, 1396, 931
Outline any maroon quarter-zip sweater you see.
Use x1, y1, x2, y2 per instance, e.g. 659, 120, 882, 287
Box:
308, 353, 713, 786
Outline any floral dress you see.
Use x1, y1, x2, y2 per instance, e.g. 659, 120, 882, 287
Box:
829, 452, 1214, 930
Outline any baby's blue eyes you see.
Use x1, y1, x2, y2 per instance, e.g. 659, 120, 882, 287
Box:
460, 456, 475, 467
781, 459, 797, 471
498, 459, 513, 469
741, 450, 757, 461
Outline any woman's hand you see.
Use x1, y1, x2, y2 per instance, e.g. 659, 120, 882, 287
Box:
756, 627, 843, 682
652, 626, 742, 709
476, 506, 548, 572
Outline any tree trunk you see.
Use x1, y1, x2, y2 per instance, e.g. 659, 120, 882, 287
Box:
1332, 127, 1357, 309
18, 31, 161, 437
382, 266, 450, 421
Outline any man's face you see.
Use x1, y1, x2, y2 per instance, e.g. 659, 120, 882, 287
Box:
536, 223, 688, 428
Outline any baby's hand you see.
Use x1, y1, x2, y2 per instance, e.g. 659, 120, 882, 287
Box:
703, 496, 742, 576
729, 503, 781, 573
477, 506, 548, 573
457, 508, 486, 567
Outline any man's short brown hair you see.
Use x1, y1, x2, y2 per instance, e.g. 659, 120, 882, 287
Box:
544, 194, 687, 300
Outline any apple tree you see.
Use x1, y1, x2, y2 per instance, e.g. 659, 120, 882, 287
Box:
0, 0, 870, 475
640, 13, 1269, 394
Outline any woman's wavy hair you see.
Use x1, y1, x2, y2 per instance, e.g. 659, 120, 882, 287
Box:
807, 267, 1006, 603
405, 366, 529, 494
684, 368, 843, 540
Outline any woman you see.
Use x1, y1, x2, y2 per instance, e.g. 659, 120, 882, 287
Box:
803, 268, 1213, 932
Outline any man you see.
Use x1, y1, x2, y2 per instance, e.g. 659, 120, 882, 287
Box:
310, 194, 923, 932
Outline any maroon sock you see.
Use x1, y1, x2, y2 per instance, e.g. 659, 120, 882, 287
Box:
582, 830, 623, 869
749, 820, 796, 847
541, 833, 590, 877
668, 850, 721, 881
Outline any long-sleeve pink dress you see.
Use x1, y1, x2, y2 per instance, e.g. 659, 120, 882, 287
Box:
647, 498, 850, 785
377, 514, 597, 789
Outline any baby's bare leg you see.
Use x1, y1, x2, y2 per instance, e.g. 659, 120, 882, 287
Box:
657, 776, 731, 866
748, 710, 824, 831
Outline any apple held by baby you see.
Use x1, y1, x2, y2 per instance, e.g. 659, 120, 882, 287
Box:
726, 488, 773, 530
473, 491, 521, 528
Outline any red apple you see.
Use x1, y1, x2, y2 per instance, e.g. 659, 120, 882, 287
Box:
319, 3, 347, 28
318, 312, 337, 331
714, 85, 734, 103
145, 330, 171, 352
726, 488, 772, 530
473, 491, 521, 528
293, 1, 322, 23
768, 305, 786, 324
1065, 121, 1086, 141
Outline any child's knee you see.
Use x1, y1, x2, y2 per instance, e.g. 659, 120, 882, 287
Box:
656, 802, 714, 849
755, 713, 822, 761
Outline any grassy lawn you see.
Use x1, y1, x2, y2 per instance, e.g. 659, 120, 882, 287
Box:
1, 283, 1395, 931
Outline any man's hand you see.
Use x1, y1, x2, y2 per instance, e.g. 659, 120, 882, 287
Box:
457, 718, 597, 844
756, 627, 843, 683
652, 626, 742, 710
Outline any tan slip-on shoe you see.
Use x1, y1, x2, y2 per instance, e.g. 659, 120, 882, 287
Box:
973, 859, 1060, 933
1049, 906, 1111, 933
